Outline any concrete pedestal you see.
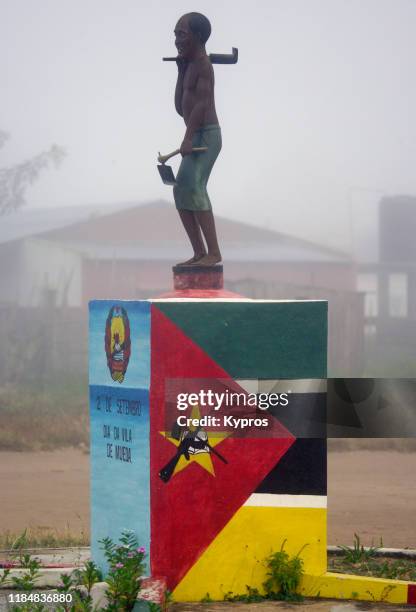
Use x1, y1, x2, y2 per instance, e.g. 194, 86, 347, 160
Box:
88, 269, 415, 604
89, 295, 328, 599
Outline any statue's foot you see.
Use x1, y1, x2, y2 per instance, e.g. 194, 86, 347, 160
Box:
191, 253, 222, 266
176, 254, 206, 266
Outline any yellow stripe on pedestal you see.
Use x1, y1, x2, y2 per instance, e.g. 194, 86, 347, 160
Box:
173, 505, 327, 601
301, 572, 410, 604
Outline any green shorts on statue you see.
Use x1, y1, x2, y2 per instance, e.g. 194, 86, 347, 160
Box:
173, 124, 222, 212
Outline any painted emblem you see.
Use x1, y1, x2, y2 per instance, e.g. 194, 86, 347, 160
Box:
105, 305, 131, 383
159, 405, 228, 483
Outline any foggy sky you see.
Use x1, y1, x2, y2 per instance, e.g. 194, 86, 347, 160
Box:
2, 0, 415, 253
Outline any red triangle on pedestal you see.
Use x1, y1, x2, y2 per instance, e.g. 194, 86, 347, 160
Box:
150, 305, 294, 590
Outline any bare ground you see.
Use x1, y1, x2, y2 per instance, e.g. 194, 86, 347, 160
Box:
0, 449, 415, 549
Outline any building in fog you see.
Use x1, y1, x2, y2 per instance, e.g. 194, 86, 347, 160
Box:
0, 200, 357, 305
358, 195, 416, 350
0, 200, 363, 373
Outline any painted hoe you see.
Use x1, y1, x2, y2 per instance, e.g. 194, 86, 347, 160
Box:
157, 147, 207, 186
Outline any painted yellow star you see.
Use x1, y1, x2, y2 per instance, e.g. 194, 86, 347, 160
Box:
160, 405, 229, 478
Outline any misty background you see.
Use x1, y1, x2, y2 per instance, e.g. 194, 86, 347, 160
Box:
1, 0, 415, 251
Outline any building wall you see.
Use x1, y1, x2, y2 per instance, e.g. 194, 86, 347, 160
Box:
18, 239, 82, 307
0, 304, 87, 385
358, 262, 416, 354
82, 260, 171, 304
225, 261, 356, 292
82, 259, 356, 306
380, 196, 416, 263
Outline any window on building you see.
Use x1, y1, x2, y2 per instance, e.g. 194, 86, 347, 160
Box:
357, 273, 378, 318
388, 273, 408, 318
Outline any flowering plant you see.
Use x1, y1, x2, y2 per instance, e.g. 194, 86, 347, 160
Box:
99, 531, 146, 611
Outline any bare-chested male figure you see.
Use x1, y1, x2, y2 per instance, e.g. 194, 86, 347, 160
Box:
173, 12, 222, 266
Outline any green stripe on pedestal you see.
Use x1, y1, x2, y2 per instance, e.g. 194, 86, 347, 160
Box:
154, 301, 327, 379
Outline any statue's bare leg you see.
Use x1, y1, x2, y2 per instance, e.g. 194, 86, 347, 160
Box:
176, 210, 207, 265
193, 211, 222, 265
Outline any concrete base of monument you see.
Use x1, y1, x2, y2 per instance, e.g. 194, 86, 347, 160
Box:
159, 263, 243, 298
301, 572, 416, 605
76, 577, 167, 611
173, 569, 416, 605
2, 568, 413, 606
134, 577, 167, 610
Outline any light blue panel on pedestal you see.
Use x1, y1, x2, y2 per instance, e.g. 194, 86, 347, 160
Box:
89, 300, 150, 571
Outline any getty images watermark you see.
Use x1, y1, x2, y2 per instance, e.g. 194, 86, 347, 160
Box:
164, 379, 293, 436
164, 378, 416, 438
176, 388, 290, 430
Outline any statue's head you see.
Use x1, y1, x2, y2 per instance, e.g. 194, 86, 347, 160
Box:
175, 13, 211, 59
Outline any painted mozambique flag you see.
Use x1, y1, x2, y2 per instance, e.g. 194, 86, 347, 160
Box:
149, 300, 326, 591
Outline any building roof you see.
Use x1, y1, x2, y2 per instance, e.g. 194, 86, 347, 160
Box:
1, 200, 351, 263
0, 203, 122, 245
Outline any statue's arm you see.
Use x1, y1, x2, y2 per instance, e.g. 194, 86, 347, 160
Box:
174, 62, 187, 116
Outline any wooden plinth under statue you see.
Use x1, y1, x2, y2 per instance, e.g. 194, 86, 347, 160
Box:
160, 264, 240, 299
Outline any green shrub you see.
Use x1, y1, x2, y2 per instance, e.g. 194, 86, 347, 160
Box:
263, 539, 305, 601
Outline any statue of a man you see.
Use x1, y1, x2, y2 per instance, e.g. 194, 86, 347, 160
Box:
173, 13, 222, 266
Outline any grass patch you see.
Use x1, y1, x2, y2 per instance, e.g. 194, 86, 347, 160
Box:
337, 533, 382, 563
331, 534, 416, 581
329, 554, 416, 582
0, 527, 90, 551
0, 384, 89, 451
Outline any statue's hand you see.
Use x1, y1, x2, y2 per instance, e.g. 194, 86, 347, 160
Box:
180, 138, 193, 157
176, 57, 188, 73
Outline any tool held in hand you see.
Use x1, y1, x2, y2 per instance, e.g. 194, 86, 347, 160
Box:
163, 47, 238, 64
157, 147, 208, 186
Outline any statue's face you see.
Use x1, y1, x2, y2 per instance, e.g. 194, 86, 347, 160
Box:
174, 15, 198, 59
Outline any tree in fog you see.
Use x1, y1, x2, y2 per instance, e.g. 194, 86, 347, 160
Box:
0, 129, 66, 215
